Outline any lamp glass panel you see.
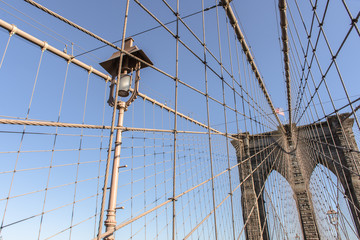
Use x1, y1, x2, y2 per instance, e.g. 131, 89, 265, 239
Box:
118, 74, 131, 97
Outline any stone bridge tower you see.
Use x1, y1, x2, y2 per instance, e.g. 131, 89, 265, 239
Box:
231, 114, 360, 239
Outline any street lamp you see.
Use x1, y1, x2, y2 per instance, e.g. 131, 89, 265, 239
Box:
100, 38, 153, 107
326, 208, 340, 240
99, 38, 152, 240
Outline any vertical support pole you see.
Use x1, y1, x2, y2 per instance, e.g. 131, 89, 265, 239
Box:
171, 1, 180, 239
200, 0, 218, 238
97, 1, 130, 238
104, 101, 126, 240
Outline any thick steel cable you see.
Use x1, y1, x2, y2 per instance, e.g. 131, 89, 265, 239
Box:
0, 3, 104, 68
1, 0, 68, 45
286, 3, 307, 115
279, 0, 293, 129
0, 18, 276, 135
132, 0, 278, 133
214, 1, 237, 238
73, 3, 220, 58
220, 0, 285, 133
23, 0, 176, 81
289, 0, 320, 121
0, 3, 293, 240
144, 0, 279, 134
3, 0, 358, 238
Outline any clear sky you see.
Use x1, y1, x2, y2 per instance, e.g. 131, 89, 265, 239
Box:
0, 0, 359, 239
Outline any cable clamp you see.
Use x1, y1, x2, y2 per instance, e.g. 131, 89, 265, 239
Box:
88, 66, 94, 74
9, 24, 17, 36
168, 197, 178, 201
42, 41, 48, 52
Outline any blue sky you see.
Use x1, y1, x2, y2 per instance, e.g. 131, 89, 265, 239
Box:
0, 0, 360, 239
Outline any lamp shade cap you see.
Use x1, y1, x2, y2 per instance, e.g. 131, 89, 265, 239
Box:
99, 47, 153, 77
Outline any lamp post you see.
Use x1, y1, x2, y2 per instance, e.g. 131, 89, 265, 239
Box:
99, 38, 152, 240
327, 209, 340, 240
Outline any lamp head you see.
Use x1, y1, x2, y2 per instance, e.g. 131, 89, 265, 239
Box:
99, 38, 153, 77
326, 209, 338, 225
100, 38, 153, 108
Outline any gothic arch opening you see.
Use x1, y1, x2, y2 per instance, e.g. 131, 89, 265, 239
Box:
309, 164, 359, 239
264, 170, 303, 239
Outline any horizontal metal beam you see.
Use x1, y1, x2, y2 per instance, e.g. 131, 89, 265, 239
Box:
0, 19, 111, 81
0, 18, 232, 138
0, 118, 231, 136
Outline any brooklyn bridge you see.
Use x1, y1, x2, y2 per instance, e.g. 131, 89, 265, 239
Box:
0, 0, 359, 239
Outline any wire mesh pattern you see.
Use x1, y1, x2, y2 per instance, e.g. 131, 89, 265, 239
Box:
0, 0, 359, 239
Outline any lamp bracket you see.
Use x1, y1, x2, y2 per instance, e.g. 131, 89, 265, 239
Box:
124, 62, 141, 110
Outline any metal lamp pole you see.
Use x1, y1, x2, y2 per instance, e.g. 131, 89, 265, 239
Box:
104, 101, 126, 240
99, 38, 152, 240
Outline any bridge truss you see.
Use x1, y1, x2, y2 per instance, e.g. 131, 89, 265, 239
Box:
0, 0, 359, 239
